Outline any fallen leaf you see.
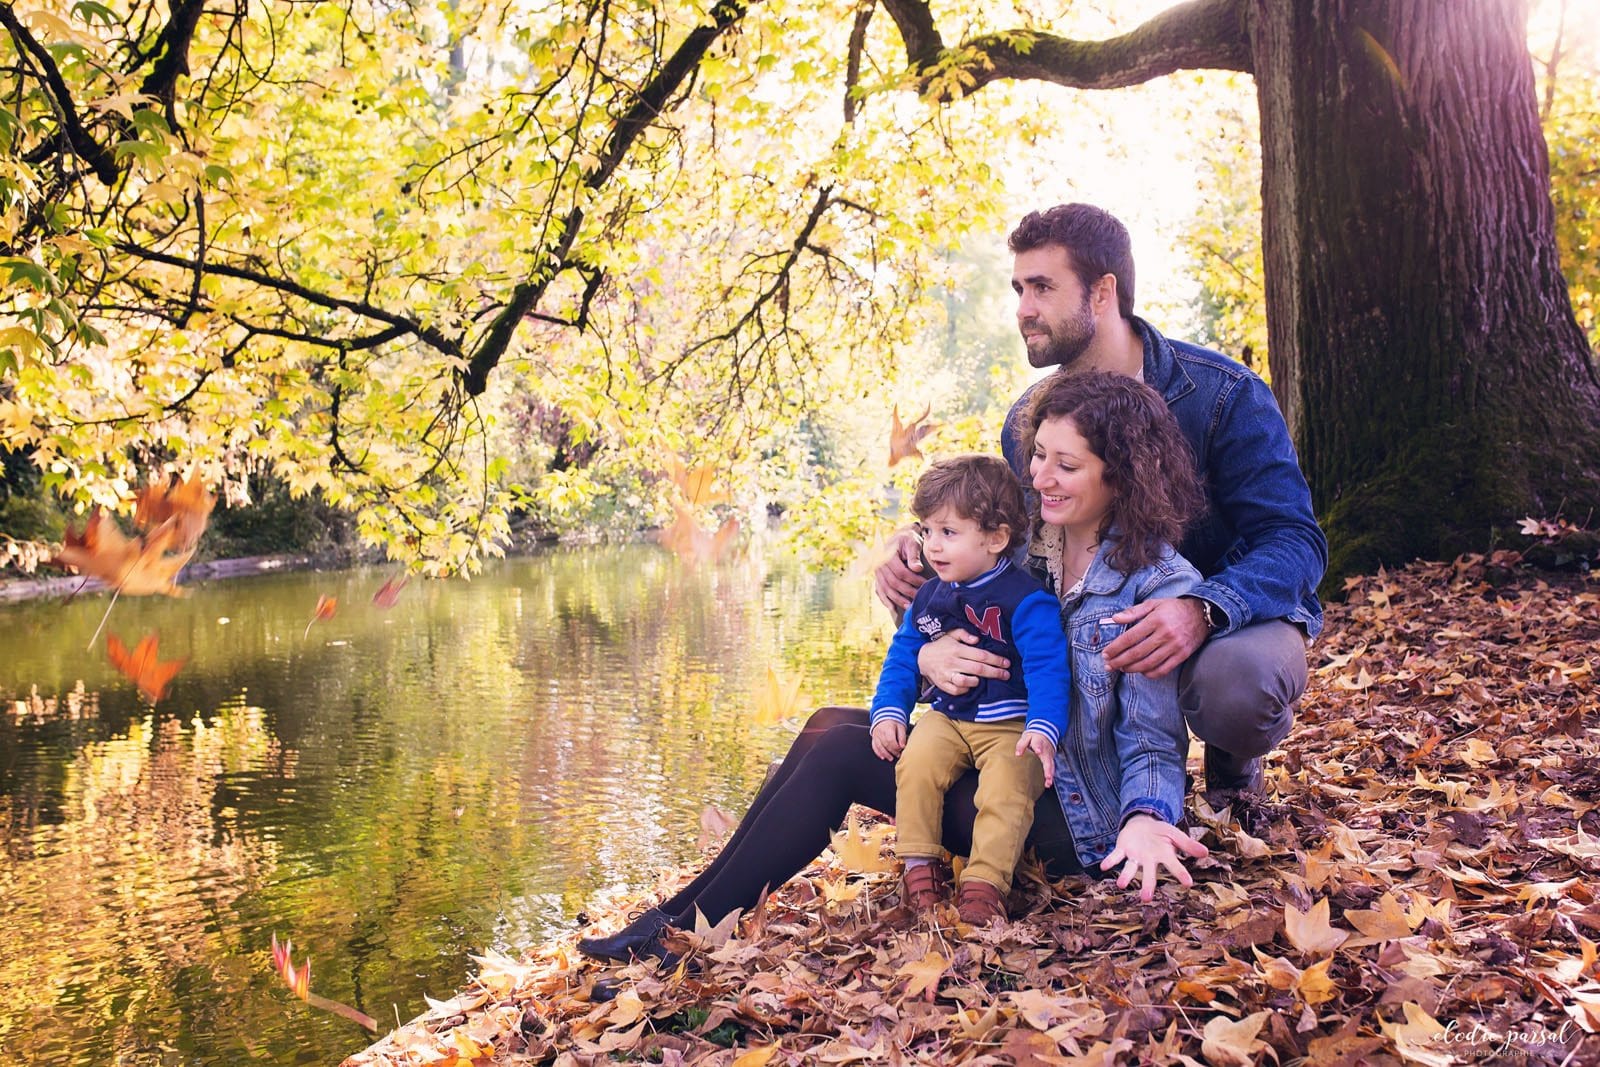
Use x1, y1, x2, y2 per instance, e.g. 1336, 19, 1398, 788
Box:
897, 949, 948, 998
1377, 1001, 1451, 1066
106, 632, 185, 702
1200, 1010, 1273, 1067
828, 814, 895, 874
1285, 898, 1349, 956
1345, 892, 1416, 944
731, 1047, 781, 1067
889, 404, 939, 466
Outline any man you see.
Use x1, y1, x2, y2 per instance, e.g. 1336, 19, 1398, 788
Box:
876, 203, 1326, 811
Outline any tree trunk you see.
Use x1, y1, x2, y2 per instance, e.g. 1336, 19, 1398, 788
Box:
1248, 0, 1600, 584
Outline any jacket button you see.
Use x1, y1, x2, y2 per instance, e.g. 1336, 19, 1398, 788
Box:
1069, 792, 1083, 803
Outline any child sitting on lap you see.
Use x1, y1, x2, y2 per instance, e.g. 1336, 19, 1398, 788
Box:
869, 455, 1069, 925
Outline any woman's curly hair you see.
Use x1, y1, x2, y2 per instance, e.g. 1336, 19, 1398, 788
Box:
1021, 370, 1205, 573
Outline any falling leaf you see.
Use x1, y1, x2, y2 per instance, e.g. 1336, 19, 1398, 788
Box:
659, 500, 739, 565
1284, 898, 1349, 956
896, 949, 948, 998
754, 665, 805, 725
666, 457, 730, 507
372, 575, 409, 609
828, 814, 895, 874
1200, 1011, 1272, 1067
888, 404, 939, 466
133, 474, 215, 552
271, 933, 312, 1001
270, 933, 378, 1032
106, 632, 185, 702
697, 804, 737, 850
304, 595, 337, 638
54, 511, 195, 597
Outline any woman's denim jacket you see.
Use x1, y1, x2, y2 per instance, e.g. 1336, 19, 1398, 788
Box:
1025, 534, 1199, 867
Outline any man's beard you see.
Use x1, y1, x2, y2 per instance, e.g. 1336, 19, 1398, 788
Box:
1022, 296, 1096, 369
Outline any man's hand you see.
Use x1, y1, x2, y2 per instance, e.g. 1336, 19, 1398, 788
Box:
873, 527, 929, 612
1104, 597, 1210, 678
1015, 729, 1056, 787
916, 630, 1011, 695
870, 719, 907, 761
1099, 813, 1209, 902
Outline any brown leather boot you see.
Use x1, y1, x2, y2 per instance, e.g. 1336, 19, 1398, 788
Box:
901, 861, 948, 911
956, 879, 1007, 925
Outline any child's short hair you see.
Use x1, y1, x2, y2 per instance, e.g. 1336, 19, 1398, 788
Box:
911, 455, 1029, 552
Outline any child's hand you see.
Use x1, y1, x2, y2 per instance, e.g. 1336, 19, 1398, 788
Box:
1015, 729, 1056, 787
870, 720, 907, 761
1098, 813, 1210, 902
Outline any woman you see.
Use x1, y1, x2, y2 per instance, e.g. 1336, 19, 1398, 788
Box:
580, 371, 1210, 964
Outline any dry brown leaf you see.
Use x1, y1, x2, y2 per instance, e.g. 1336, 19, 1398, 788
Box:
55, 511, 194, 597
896, 949, 948, 998
1284, 898, 1349, 956
1200, 1011, 1274, 1067
133, 474, 214, 551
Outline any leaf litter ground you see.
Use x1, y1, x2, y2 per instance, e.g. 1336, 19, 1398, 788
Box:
346, 551, 1599, 1066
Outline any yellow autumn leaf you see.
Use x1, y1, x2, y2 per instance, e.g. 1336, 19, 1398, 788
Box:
1297, 957, 1338, 1005
897, 950, 948, 998
754, 665, 806, 725
1345, 892, 1416, 943
732, 1047, 781, 1067
828, 815, 895, 874
1253, 947, 1301, 990
1284, 898, 1349, 955
818, 875, 863, 906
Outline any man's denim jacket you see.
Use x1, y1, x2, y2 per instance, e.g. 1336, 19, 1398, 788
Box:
1004, 318, 1328, 638
1025, 534, 1199, 866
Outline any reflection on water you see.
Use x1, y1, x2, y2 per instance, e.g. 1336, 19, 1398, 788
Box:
0, 545, 886, 1065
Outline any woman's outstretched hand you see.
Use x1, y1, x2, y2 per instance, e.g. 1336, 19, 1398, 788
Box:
916, 630, 1012, 696
1099, 814, 1209, 902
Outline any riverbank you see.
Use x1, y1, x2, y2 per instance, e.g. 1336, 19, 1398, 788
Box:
0, 553, 321, 603
342, 549, 1600, 1066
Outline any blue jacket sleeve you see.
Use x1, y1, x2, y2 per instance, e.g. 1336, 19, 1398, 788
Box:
1010, 589, 1070, 746
870, 600, 927, 728
1192, 373, 1327, 636
1113, 554, 1200, 825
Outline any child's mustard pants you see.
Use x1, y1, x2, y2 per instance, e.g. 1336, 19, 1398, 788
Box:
893, 711, 1046, 895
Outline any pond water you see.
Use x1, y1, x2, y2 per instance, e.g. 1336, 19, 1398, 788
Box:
0, 545, 886, 1066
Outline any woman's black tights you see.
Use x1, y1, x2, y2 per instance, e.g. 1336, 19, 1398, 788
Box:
652, 706, 1081, 928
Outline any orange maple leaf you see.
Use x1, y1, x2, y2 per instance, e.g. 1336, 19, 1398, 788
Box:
133, 474, 215, 552
889, 405, 939, 466
304, 595, 337, 638
55, 511, 195, 597
269, 933, 378, 1031
106, 632, 185, 702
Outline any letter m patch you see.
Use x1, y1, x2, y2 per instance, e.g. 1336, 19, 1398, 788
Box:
965, 604, 1003, 642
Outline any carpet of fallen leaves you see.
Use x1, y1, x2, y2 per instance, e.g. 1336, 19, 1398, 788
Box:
345, 551, 1600, 1067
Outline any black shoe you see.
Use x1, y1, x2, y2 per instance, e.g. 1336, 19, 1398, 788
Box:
577, 907, 673, 962
1202, 746, 1263, 797
588, 977, 624, 1003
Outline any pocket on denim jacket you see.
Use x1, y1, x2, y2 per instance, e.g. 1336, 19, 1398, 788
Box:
1070, 617, 1124, 698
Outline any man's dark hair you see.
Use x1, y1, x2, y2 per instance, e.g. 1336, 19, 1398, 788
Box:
1022, 371, 1204, 572
912, 455, 1029, 553
1008, 204, 1136, 319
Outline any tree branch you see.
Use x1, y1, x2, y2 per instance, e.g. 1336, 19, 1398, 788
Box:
881, 0, 1249, 96
114, 242, 463, 357
460, 0, 753, 397
0, 1, 120, 184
